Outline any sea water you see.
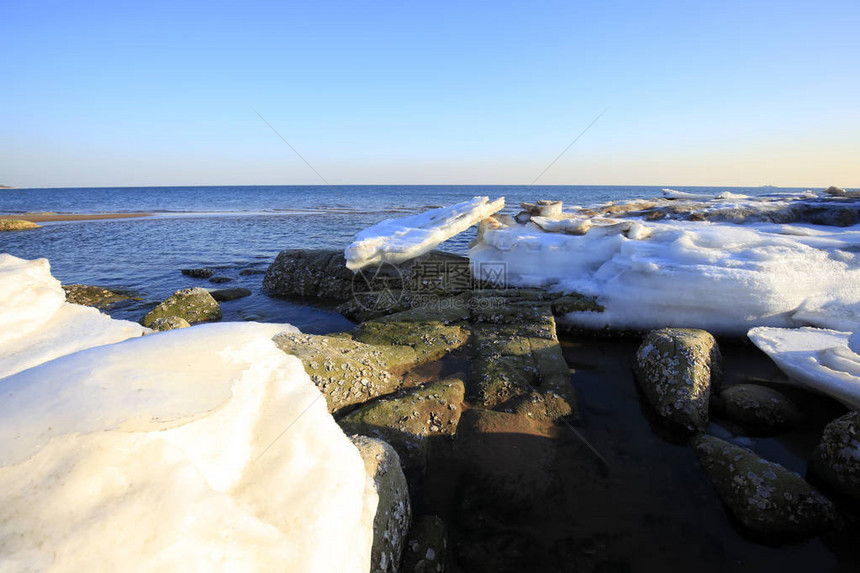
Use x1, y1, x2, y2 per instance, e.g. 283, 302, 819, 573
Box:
0, 185, 811, 332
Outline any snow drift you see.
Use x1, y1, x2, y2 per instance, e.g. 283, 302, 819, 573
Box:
0, 254, 148, 378
0, 255, 378, 572
469, 193, 860, 336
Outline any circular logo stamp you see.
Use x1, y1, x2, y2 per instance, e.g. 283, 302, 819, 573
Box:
350, 262, 405, 313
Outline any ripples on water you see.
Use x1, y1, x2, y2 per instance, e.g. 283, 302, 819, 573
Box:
0, 185, 807, 332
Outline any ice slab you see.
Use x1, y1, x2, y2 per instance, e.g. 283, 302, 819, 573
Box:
470, 193, 860, 336
0, 322, 376, 572
748, 326, 860, 410
345, 196, 504, 270
0, 254, 148, 378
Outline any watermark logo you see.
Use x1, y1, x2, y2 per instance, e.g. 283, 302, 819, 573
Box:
350, 260, 509, 314
350, 262, 405, 312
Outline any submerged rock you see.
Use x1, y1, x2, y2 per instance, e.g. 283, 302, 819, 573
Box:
712, 384, 804, 436
350, 435, 412, 573
273, 332, 414, 413
0, 219, 40, 231
809, 411, 860, 505
208, 276, 233, 284
141, 287, 222, 327
634, 328, 722, 433
454, 408, 557, 507
693, 435, 836, 540
401, 515, 448, 573
340, 377, 466, 471
147, 316, 191, 331
180, 267, 215, 279
208, 287, 252, 302
63, 284, 132, 310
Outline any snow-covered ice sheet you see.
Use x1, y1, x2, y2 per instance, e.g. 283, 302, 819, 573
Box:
0, 254, 148, 378
470, 193, 860, 336
345, 196, 504, 270
0, 322, 377, 572
748, 326, 860, 410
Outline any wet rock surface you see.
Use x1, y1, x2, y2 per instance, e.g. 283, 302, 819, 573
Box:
712, 383, 804, 436
350, 435, 412, 573
140, 287, 222, 327
208, 287, 252, 302
634, 328, 722, 433
693, 435, 837, 540
809, 411, 860, 505
180, 267, 215, 279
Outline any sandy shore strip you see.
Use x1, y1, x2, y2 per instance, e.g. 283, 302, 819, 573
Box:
1, 212, 152, 222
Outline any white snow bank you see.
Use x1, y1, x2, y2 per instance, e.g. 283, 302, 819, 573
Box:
748, 326, 860, 410
0, 254, 148, 378
345, 196, 504, 270
0, 322, 377, 572
470, 195, 860, 335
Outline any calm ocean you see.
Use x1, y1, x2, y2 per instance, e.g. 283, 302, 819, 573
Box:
0, 185, 810, 331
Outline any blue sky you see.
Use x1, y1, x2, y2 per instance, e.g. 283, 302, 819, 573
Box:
2, 0, 858, 187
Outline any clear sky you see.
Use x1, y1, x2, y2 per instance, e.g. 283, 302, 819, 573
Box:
2, 0, 858, 188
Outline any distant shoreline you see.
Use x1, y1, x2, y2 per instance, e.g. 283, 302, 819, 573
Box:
0, 212, 152, 222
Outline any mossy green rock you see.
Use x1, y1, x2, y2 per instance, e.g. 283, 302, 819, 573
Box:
340, 377, 466, 470
141, 287, 221, 327
809, 411, 860, 505
274, 332, 414, 413
63, 284, 132, 309
713, 384, 804, 435
694, 435, 836, 540
401, 515, 448, 573
0, 219, 40, 231
468, 309, 577, 419
349, 435, 411, 573
353, 320, 469, 366
634, 328, 723, 433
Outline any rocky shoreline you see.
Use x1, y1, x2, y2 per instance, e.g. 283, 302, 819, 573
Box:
62, 244, 860, 572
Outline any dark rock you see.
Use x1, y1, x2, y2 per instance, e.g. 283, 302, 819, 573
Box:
238, 268, 266, 276
713, 384, 804, 435
141, 287, 222, 327
401, 515, 448, 573
147, 316, 191, 331
63, 284, 132, 309
340, 377, 466, 471
809, 411, 860, 505
693, 435, 836, 540
350, 435, 411, 573
208, 276, 233, 284
825, 185, 847, 196
634, 328, 722, 433
181, 268, 215, 279
551, 293, 604, 315
263, 249, 359, 301
208, 287, 251, 301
